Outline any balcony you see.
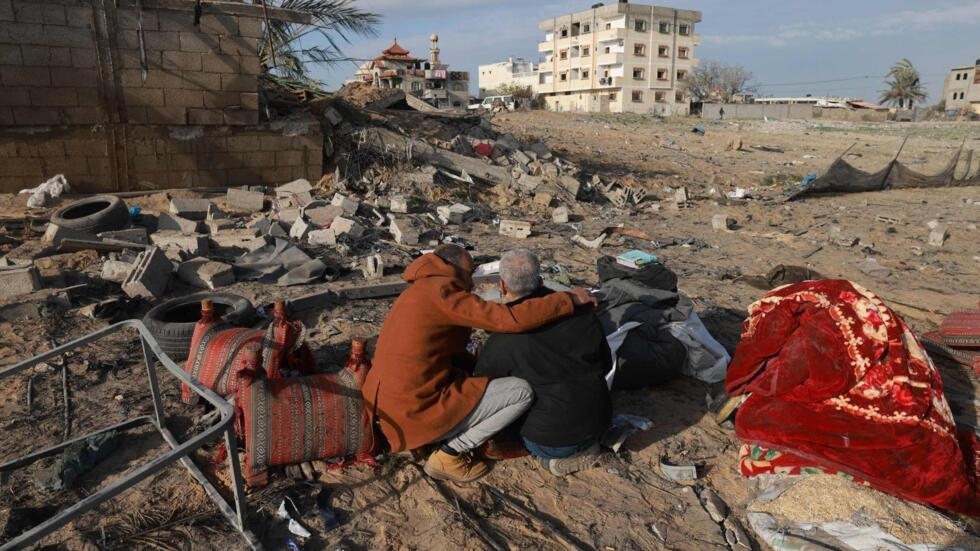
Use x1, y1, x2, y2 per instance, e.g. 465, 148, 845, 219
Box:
595, 28, 628, 43
596, 52, 624, 66
425, 69, 447, 79
538, 41, 553, 53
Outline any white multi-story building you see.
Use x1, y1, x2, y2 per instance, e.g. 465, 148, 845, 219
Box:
537, 1, 701, 115
942, 59, 980, 115
352, 35, 470, 110
477, 57, 538, 97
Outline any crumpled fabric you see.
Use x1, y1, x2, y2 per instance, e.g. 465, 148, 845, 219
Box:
727, 279, 980, 517
20, 174, 70, 208
232, 236, 316, 284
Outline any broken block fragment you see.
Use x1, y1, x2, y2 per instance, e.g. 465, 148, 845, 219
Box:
499, 220, 532, 239
331, 193, 361, 216
390, 217, 420, 245
552, 206, 570, 224
331, 216, 364, 238
158, 212, 201, 235
226, 188, 265, 213
177, 258, 235, 290
169, 198, 213, 221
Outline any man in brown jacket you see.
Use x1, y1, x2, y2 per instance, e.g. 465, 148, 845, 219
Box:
364, 244, 597, 483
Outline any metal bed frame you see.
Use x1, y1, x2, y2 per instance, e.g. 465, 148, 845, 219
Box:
0, 320, 260, 550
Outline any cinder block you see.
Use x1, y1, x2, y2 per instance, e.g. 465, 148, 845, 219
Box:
218, 35, 254, 56
162, 51, 202, 72
220, 73, 256, 92
28, 87, 76, 107
557, 175, 581, 197
199, 14, 238, 36
206, 217, 235, 234
1, 66, 50, 86
239, 56, 261, 75
63, 106, 101, 125
0, 264, 42, 297
390, 217, 419, 245
331, 193, 360, 216
179, 70, 220, 91
278, 207, 300, 225
552, 206, 570, 224
330, 216, 363, 238
712, 214, 735, 231
239, 92, 259, 110
210, 228, 260, 249
50, 68, 98, 88
146, 106, 187, 125
177, 258, 235, 290
238, 17, 264, 38
100, 259, 135, 283
121, 246, 172, 299
201, 53, 238, 73
187, 108, 223, 125
164, 88, 204, 108
222, 109, 257, 126
390, 195, 409, 214
98, 228, 148, 245
43, 223, 95, 244
928, 224, 948, 247
499, 220, 532, 239
21, 45, 70, 67
226, 187, 264, 212
169, 197, 212, 220
436, 203, 471, 225
307, 228, 336, 246
150, 231, 209, 256
178, 31, 216, 52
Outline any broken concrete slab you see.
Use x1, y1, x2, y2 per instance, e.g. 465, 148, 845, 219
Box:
150, 232, 210, 256
390, 217, 420, 245
121, 247, 172, 300
276, 178, 313, 198
514, 174, 543, 193
712, 214, 735, 231
361, 254, 384, 281
98, 228, 149, 245
169, 198, 213, 221
210, 229, 264, 250
0, 264, 42, 297
540, 164, 559, 182
278, 207, 301, 225
206, 217, 236, 234
308, 228, 337, 246
857, 257, 891, 279
533, 193, 554, 208
499, 220, 532, 239
304, 205, 344, 227
331, 193, 361, 216
528, 142, 553, 160
177, 258, 235, 290
331, 217, 364, 238
157, 212, 201, 235
552, 206, 570, 224
42, 223, 94, 245
828, 226, 859, 247
510, 149, 531, 166
226, 188, 265, 213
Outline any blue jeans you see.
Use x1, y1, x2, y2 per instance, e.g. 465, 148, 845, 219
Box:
523, 437, 594, 459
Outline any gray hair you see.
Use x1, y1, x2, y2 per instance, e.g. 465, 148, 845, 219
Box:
500, 249, 541, 297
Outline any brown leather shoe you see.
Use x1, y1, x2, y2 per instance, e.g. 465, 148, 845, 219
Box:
423, 450, 490, 483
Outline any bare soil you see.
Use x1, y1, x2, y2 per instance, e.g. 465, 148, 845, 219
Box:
2, 111, 980, 550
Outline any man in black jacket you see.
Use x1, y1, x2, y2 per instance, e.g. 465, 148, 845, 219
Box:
474, 249, 612, 476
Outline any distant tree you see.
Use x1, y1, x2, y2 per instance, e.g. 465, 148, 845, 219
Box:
259, 0, 380, 89
878, 58, 928, 109
683, 60, 757, 102
494, 83, 534, 100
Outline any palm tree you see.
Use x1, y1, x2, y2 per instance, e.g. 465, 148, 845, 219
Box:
257, 0, 380, 89
878, 58, 927, 109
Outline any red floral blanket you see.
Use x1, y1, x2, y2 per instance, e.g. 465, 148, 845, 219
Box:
726, 280, 980, 517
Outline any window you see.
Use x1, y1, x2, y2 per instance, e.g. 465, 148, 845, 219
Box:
604, 46, 611, 54
659, 22, 671, 33
605, 22, 611, 30
679, 24, 690, 36
559, 49, 568, 60
657, 68, 668, 80
609, 93, 617, 101
632, 68, 645, 80
658, 45, 669, 57
678, 47, 689, 59
582, 69, 590, 79
560, 26, 568, 38
956, 74, 961, 80
631, 90, 643, 102
634, 19, 647, 32
583, 23, 591, 33
634, 44, 646, 56
676, 70, 687, 80
560, 72, 567, 81
411, 82, 422, 91
675, 92, 684, 102
655, 91, 666, 102
582, 46, 590, 57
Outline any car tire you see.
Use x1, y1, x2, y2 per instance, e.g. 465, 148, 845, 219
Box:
50, 195, 130, 235
142, 293, 255, 362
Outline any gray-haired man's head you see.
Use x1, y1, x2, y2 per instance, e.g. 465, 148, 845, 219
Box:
499, 249, 541, 299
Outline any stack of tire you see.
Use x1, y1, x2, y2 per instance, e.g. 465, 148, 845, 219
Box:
143, 294, 256, 362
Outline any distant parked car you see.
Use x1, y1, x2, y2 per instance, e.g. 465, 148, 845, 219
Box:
467, 95, 516, 111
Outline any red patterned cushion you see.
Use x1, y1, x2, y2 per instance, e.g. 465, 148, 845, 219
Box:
182, 324, 263, 405
921, 331, 980, 375
238, 371, 376, 486
940, 311, 980, 348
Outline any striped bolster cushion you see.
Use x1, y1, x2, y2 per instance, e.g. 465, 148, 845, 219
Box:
239, 371, 375, 487
182, 324, 264, 405
939, 311, 980, 348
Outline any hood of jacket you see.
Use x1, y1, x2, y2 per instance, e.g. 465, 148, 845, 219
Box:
402, 253, 472, 289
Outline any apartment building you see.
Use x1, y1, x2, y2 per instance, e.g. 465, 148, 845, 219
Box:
352, 35, 470, 110
942, 59, 980, 115
538, 1, 701, 115
477, 57, 538, 97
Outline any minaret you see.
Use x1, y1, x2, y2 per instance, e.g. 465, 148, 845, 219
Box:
429, 33, 440, 67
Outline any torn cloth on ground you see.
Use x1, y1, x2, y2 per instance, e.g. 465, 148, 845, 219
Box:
726, 279, 980, 517
666, 311, 731, 384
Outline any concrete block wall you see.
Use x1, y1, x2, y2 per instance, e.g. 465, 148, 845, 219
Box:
0, 0, 324, 193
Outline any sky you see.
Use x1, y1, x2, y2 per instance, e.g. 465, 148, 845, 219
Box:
307, 0, 980, 104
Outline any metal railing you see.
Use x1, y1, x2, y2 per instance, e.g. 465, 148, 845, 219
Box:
0, 320, 259, 550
